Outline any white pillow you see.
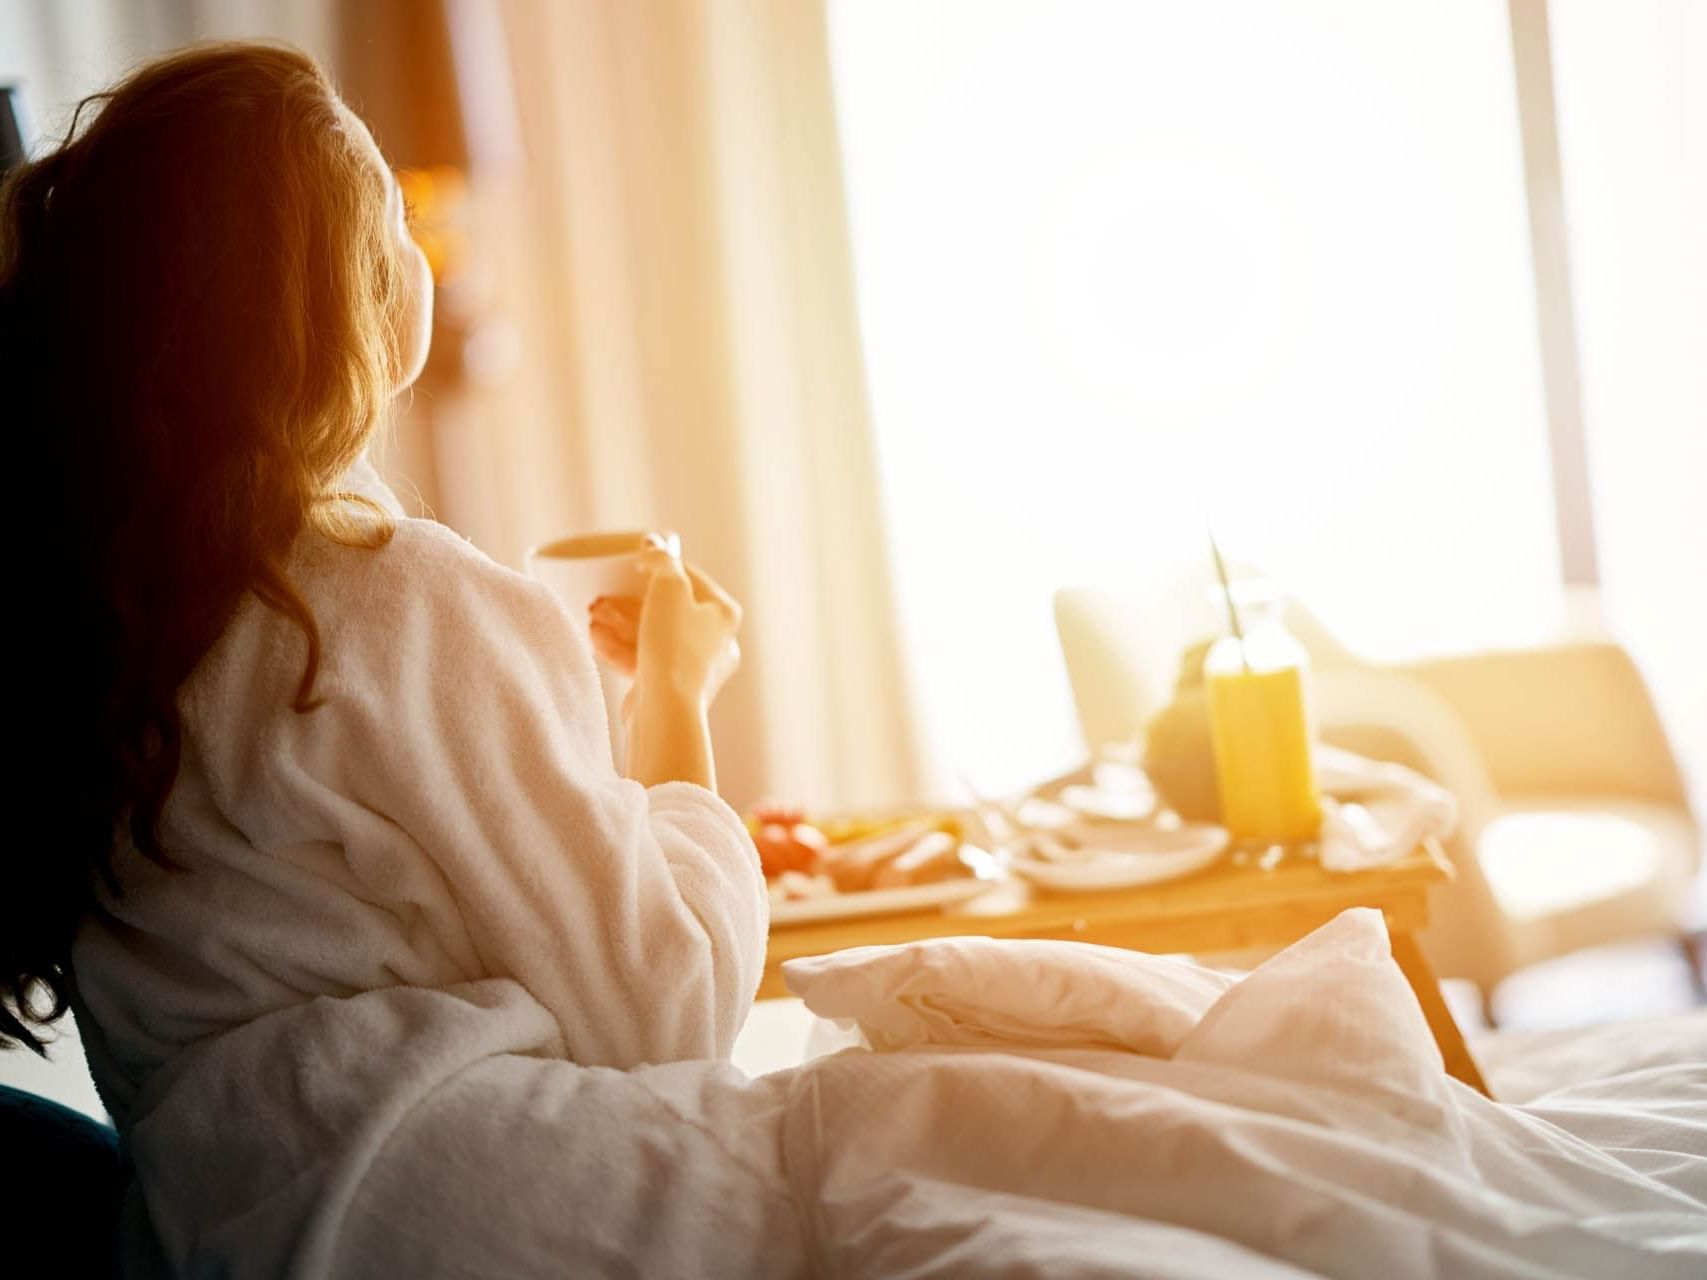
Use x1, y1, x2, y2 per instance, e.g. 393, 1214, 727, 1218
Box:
782, 935, 1234, 1056
1173, 907, 1450, 1103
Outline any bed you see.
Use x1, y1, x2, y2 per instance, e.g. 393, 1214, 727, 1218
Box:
6, 910, 1704, 1277
736, 982, 1705, 1102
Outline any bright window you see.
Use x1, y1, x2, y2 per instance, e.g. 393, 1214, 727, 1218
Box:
830, 0, 1561, 793
1549, 0, 1707, 811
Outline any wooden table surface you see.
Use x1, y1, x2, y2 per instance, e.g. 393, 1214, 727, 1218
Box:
763, 841, 1449, 990
760, 839, 1490, 1095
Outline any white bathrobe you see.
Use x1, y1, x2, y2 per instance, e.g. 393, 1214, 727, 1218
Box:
71, 461, 776, 1274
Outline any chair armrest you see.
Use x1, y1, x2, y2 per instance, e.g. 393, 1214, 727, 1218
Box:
1054, 589, 1168, 749
1312, 669, 1503, 841
1393, 643, 1691, 809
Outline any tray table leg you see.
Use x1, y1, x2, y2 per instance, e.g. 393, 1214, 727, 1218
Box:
1390, 929, 1491, 1097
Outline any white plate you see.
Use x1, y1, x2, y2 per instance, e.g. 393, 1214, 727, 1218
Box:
769, 876, 992, 926
1058, 783, 1157, 823
1009, 824, 1229, 891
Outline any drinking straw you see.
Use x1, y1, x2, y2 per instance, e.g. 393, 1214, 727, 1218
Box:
1208, 528, 1251, 673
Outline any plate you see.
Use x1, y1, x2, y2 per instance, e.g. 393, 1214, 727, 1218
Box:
769, 876, 993, 926
1058, 783, 1157, 823
1008, 824, 1229, 891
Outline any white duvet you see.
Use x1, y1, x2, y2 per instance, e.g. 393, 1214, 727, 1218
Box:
112, 909, 1703, 1278
773, 911, 1707, 1278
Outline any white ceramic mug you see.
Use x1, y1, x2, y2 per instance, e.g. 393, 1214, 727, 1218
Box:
525, 529, 682, 767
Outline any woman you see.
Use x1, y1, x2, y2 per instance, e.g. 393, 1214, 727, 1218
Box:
2, 42, 777, 1274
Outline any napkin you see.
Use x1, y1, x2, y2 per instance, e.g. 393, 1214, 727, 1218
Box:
1314, 745, 1458, 872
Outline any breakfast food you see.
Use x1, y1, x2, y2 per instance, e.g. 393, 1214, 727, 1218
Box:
767, 869, 836, 904
749, 804, 975, 911
749, 804, 828, 879
870, 830, 962, 889
814, 810, 962, 846
819, 822, 935, 893
1143, 690, 1222, 822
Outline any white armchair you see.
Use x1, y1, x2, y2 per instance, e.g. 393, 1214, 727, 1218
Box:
1054, 588, 1703, 1004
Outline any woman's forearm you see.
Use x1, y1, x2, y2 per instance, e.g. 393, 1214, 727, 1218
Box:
624, 683, 717, 791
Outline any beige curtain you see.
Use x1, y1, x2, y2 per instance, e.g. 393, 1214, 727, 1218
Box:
379, 0, 926, 812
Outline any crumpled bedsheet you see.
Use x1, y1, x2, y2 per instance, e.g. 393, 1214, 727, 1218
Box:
126, 910, 1705, 1278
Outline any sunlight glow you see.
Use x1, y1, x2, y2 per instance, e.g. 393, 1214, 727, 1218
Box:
831, 0, 1560, 792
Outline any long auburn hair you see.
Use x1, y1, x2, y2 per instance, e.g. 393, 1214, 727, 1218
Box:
1, 43, 412, 1052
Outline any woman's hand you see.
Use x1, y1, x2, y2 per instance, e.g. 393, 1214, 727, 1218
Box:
634, 546, 742, 707
590, 536, 743, 790
588, 540, 742, 707
587, 595, 642, 676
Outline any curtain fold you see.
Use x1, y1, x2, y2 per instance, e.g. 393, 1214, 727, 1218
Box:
391, 0, 928, 811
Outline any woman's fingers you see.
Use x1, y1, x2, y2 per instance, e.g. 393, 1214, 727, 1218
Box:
682, 562, 743, 627
589, 595, 641, 674
640, 551, 694, 612
589, 594, 641, 639
589, 620, 638, 673
625, 547, 744, 706
636, 545, 706, 625
630, 539, 738, 627
636, 537, 683, 578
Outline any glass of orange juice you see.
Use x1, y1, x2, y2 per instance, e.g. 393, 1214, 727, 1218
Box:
1204, 583, 1322, 850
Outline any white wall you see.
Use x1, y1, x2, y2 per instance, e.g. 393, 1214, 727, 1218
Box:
0, 1013, 106, 1120
0, 0, 333, 146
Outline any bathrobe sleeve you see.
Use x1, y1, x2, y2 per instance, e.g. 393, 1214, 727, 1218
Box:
275, 520, 768, 1069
